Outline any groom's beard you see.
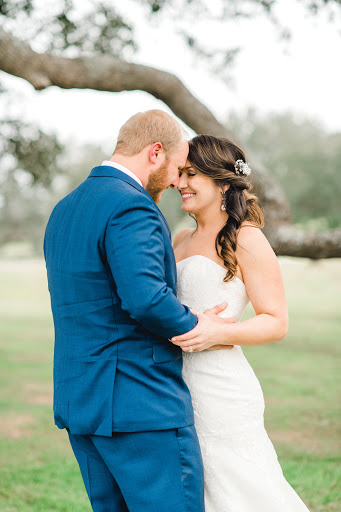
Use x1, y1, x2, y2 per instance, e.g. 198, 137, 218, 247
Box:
145, 161, 171, 203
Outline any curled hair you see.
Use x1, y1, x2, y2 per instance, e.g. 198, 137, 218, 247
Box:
188, 134, 264, 282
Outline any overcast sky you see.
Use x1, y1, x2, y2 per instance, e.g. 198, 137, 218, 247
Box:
2, 0, 341, 153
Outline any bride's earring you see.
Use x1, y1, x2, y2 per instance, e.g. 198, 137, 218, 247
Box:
221, 191, 227, 211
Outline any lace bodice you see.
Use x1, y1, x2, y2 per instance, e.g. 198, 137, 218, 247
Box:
176, 254, 261, 439
176, 254, 249, 321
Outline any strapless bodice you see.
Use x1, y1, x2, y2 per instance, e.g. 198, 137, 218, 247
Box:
176, 254, 249, 322
176, 253, 263, 439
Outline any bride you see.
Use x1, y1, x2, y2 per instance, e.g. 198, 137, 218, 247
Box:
170, 134, 310, 511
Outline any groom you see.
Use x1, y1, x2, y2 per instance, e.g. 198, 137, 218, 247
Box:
44, 110, 225, 511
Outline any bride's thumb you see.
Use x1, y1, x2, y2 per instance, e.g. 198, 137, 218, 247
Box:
205, 302, 228, 316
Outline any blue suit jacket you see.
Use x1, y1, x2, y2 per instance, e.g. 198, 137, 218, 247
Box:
44, 166, 198, 436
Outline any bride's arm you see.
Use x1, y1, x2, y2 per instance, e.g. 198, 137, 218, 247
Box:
229, 225, 288, 346
171, 226, 288, 350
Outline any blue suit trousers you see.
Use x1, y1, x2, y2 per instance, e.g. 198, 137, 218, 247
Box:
68, 426, 205, 512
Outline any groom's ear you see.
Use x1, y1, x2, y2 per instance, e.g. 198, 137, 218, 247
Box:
149, 142, 163, 164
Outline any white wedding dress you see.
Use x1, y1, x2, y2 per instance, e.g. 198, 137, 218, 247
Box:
177, 255, 310, 512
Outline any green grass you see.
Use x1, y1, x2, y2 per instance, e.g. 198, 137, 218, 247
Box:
0, 258, 340, 511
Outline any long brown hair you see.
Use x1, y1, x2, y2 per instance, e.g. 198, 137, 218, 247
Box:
188, 134, 264, 282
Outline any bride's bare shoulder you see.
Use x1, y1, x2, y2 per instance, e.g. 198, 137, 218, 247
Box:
237, 222, 263, 239
173, 228, 194, 250
236, 221, 274, 260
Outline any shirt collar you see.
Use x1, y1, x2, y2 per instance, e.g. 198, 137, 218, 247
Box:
101, 160, 143, 188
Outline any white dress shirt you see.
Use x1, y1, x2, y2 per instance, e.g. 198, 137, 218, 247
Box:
101, 160, 143, 188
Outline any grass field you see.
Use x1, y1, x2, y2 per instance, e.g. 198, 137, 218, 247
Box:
0, 257, 340, 511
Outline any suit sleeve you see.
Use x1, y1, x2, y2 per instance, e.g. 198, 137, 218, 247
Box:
104, 193, 198, 339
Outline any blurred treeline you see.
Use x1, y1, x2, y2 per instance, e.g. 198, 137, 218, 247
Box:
228, 109, 341, 230
0, 109, 340, 256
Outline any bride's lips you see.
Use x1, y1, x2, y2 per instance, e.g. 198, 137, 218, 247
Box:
181, 193, 196, 201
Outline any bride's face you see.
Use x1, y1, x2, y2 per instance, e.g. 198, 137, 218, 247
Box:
178, 160, 222, 215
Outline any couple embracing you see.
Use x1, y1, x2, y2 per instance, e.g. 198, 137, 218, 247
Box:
44, 110, 309, 511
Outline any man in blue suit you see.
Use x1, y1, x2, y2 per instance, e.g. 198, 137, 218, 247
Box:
44, 110, 225, 511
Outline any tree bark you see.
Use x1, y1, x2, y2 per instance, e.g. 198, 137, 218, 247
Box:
273, 225, 341, 259
0, 27, 340, 258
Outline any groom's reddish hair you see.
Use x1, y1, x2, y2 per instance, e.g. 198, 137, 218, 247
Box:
114, 110, 187, 156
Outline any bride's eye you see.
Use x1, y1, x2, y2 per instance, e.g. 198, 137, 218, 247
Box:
188, 173, 196, 177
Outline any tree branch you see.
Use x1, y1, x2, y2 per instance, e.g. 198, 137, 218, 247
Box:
272, 225, 341, 258
0, 27, 337, 257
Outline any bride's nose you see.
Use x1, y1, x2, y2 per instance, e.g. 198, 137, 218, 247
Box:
177, 173, 188, 190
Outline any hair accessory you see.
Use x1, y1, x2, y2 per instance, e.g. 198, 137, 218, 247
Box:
234, 159, 251, 176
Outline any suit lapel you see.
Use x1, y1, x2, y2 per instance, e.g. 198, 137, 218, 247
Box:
154, 205, 172, 239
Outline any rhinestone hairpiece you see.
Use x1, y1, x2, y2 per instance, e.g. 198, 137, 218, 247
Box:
234, 159, 251, 176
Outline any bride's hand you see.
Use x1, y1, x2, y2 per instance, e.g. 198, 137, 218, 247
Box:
170, 302, 236, 352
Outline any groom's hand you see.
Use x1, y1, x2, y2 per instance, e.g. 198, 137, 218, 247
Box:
170, 302, 235, 352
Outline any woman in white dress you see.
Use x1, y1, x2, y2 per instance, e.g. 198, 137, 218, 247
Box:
170, 134, 310, 511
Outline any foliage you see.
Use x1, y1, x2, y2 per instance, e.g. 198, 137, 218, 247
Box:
0, 0, 136, 58
1, 0, 340, 74
0, 118, 64, 247
0, 124, 105, 249
227, 109, 341, 228
0, 0, 33, 17
0, 119, 64, 186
